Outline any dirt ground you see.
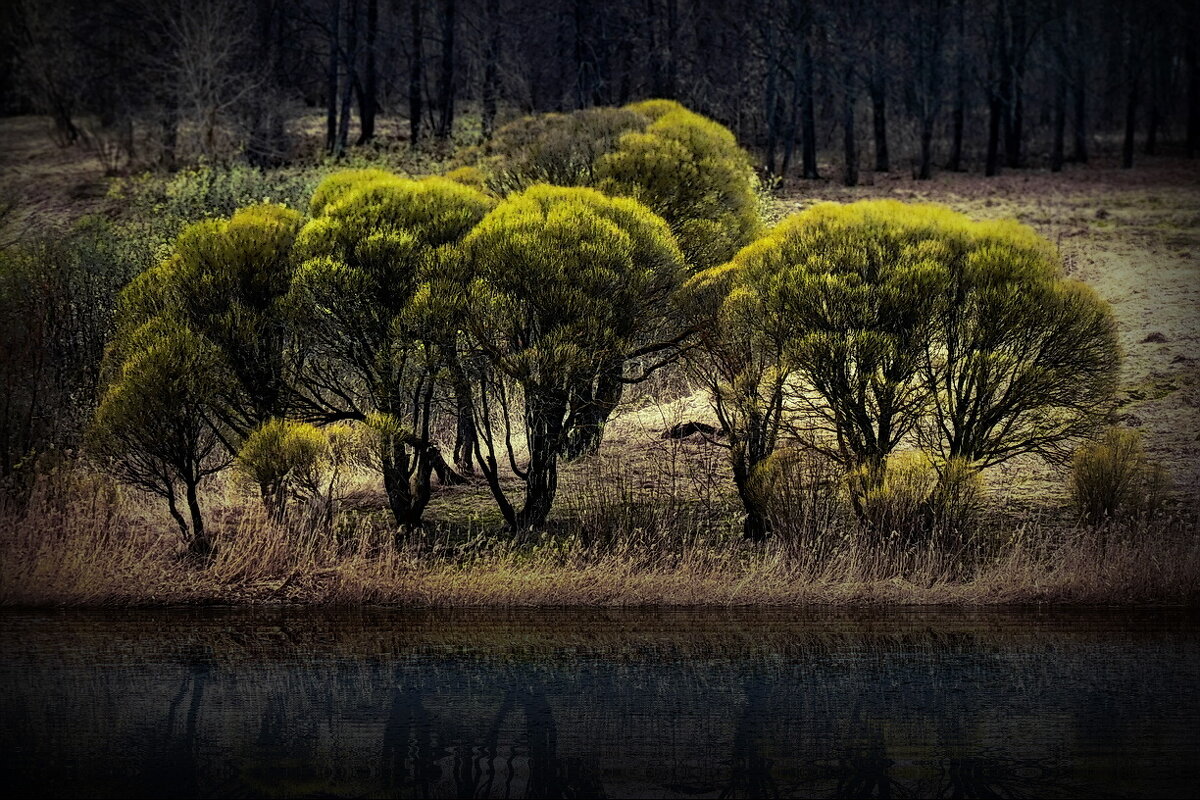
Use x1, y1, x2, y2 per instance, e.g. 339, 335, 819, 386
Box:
3, 113, 1197, 503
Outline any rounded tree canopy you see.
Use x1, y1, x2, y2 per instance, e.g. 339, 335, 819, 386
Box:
689, 199, 1120, 469
117, 203, 304, 337
293, 174, 493, 334
474, 101, 761, 271
463, 185, 685, 389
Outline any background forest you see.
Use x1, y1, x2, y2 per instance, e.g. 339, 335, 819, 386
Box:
2, 0, 1198, 176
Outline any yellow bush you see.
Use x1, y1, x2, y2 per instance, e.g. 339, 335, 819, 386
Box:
1071, 427, 1170, 524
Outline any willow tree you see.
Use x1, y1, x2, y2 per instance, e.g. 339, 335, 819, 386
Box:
288, 172, 493, 528
462, 185, 685, 531
114, 203, 304, 438
90, 204, 303, 549
915, 213, 1120, 466
688, 200, 1120, 537
88, 322, 231, 555
474, 101, 763, 457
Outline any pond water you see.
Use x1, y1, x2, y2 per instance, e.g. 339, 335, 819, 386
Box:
1, 607, 1197, 799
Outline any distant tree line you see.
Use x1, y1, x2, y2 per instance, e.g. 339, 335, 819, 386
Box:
2, 0, 1198, 177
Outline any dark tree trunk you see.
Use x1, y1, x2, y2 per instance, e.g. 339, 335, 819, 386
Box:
513, 394, 567, 531
248, 0, 287, 166
1072, 79, 1088, 163
946, 0, 965, 171
800, 37, 818, 179
160, 91, 179, 170
780, 32, 802, 177
573, 0, 591, 108
1122, 82, 1137, 168
1051, 75, 1066, 172
665, 0, 678, 98
1189, 26, 1199, 158
185, 480, 212, 557
446, 355, 476, 475
917, 120, 934, 180
335, 0, 358, 157
325, 0, 340, 154
409, 0, 424, 145
564, 368, 622, 460
435, 0, 456, 138
380, 435, 437, 531
986, 91, 1002, 176
870, 83, 888, 173
481, 0, 500, 140
732, 456, 771, 542
356, 0, 378, 145
842, 62, 858, 186
763, 22, 780, 175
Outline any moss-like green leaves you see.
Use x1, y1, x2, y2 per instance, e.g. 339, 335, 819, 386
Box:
690, 200, 1121, 493
464, 185, 684, 391
475, 101, 761, 271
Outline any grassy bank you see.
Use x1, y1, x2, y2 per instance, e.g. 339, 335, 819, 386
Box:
3, 465, 1196, 607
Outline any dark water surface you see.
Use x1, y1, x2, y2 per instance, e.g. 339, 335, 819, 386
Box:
1, 607, 1198, 799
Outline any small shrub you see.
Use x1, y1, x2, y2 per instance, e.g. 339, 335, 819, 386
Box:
750, 448, 845, 556
1071, 427, 1170, 524
236, 419, 330, 520
852, 451, 939, 543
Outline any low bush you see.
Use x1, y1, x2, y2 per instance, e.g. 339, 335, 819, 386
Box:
1071, 427, 1170, 525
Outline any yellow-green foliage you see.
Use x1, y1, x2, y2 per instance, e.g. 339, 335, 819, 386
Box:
291, 171, 494, 526
236, 418, 365, 520
594, 104, 762, 269
236, 419, 328, 497
474, 102, 761, 270
463, 185, 685, 390
851, 451, 939, 538
473, 107, 647, 195
307, 168, 403, 217
1071, 427, 1169, 524
691, 200, 1121, 478
111, 203, 304, 434
88, 322, 230, 544
442, 165, 489, 192
291, 173, 493, 382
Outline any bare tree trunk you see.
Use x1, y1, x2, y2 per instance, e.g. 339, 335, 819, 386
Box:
917, 119, 934, 180
481, 0, 500, 140
326, 0, 341, 154
870, 82, 889, 173
762, 20, 780, 175
357, 0, 378, 145
1051, 75, 1066, 171
185, 479, 212, 557
1122, 81, 1137, 168
573, 0, 591, 108
665, 0, 678, 98
160, 91, 179, 169
842, 61, 858, 186
800, 34, 818, 179
946, 0, 965, 171
335, 0, 358, 157
1072, 79, 1088, 162
409, 0, 424, 146
986, 91, 1002, 176
435, 0, 456, 138
1189, 33, 1200, 158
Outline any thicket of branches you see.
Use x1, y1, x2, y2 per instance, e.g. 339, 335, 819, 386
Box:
2, 0, 1197, 177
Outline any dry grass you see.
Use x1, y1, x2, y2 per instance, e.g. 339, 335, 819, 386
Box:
2, 463, 1196, 608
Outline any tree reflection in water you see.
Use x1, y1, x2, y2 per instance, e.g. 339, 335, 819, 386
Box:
1, 608, 1196, 799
